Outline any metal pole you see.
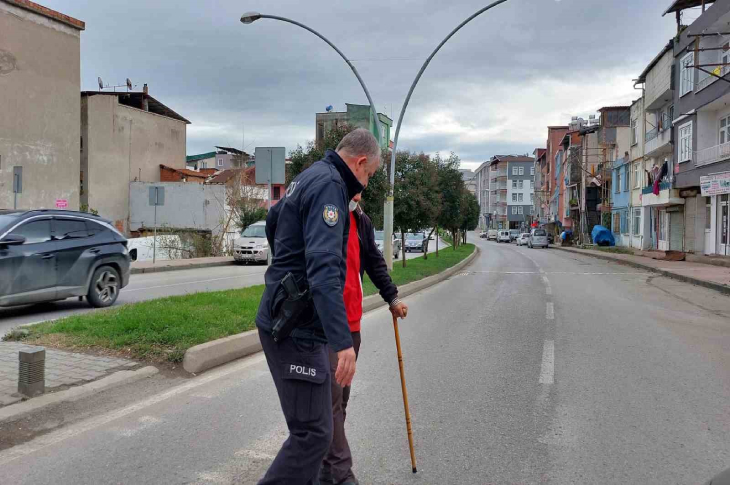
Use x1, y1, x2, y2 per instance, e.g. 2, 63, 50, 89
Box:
268, 150, 273, 211
153, 188, 157, 265
384, 0, 509, 269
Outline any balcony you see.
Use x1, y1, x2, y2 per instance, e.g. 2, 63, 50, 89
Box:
696, 65, 730, 94
694, 141, 730, 167
641, 182, 684, 207
645, 127, 672, 157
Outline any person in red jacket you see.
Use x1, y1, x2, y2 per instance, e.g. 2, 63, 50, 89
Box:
320, 193, 408, 485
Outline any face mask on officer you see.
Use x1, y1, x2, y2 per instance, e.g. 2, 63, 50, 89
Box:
349, 193, 362, 212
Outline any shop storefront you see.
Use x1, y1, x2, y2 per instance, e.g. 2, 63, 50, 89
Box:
701, 172, 730, 256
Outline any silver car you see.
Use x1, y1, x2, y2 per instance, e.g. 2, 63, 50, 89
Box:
374, 230, 401, 259
528, 228, 549, 249
233, 221, 269, 264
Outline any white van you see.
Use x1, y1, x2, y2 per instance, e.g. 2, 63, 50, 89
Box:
497, 230, 511, 243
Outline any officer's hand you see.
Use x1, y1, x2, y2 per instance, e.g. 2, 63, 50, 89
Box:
335, 347, 357, 387
390, 301, 408, 319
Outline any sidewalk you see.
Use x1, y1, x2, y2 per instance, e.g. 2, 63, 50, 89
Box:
131, 256, 235, 274
0, 342, 138, 407
556, 247, 730, 294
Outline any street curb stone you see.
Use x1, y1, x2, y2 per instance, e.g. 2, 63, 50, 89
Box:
182, 245, 481, 375
130, 260, 235, 275
554, 247, 730, 296
0, 366, 159, 424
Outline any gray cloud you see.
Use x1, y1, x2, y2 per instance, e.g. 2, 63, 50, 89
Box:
47, 0, 679, 168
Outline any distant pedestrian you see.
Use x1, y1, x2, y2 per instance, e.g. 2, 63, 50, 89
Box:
255, 128, 382, 484
320, 193, 408, 485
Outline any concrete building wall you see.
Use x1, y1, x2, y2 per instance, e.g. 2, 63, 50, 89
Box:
0, 1, 82, 210
129, 182, 226, 235
645, 50, 673, 108
83, 94, 187, 233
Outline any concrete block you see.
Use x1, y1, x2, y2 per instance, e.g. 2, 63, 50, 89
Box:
183, 330, 261, 374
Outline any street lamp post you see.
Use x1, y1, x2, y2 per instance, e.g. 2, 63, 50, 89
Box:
382, 0, 509, 268
239, 12, 384, 192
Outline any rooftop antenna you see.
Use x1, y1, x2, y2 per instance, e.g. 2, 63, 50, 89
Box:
97, 76, 136, 92
126, 78, 133, 91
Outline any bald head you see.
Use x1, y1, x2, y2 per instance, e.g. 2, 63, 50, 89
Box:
336, 128, 382, 188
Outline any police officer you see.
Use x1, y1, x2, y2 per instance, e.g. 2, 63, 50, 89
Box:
256, 128, 382, 485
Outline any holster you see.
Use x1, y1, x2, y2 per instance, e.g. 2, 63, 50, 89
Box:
271, 272, 313, 342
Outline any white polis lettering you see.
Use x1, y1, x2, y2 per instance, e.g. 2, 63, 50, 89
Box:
290, 364, 316, 377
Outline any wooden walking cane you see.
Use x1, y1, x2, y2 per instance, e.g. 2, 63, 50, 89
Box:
392, 314, 417, 473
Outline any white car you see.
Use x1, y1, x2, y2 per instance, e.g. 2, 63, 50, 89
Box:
233, 221, 269, 264
497, 230, 511, 243
516, 233, 531, 246
374, 230, 401, 259
528, 228, 549, 249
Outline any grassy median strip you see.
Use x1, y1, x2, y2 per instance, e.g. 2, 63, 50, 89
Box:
7, 244, 475, 363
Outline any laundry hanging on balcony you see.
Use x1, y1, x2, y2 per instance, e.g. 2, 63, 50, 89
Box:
653, 162, 668, 196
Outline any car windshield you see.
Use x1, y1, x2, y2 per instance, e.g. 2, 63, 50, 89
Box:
406, 233, 423, 240
242, 225, 266, 238
521, 233, 530, 237
534, 230, 547, 236
374, 231, 384, 241
0, 214, 19, 234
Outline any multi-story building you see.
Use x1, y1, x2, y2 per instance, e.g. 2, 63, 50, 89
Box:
487, 156, 509, 229
316, 103, 392, 152
669, 0, 730, 255
80, 86, 190, 233
0, 0, 84, 211
546, 127, 569, 225
507, 158, 535, 230
533, 148, 547, 223
628, 95, 647, 249
635, 39, 681, 251
460, 169, 477, 196
474, 161, 491, 229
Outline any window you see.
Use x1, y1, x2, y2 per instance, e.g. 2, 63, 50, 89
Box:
680, 53, 694, 96
201, 161, 207, 169
720, 116, 730, 145
615, 169, 621, 194
512, 193, 518, 202
634, 163, 641, 188
530, 180, 534, 189
530, 206, 534, 214
678, 121, 693, 163
512, 206, 518, 215
86, 221, 105, 237
623, 166, 630, 192
512, 166, 518, 175
217, 158, 224, 167
613, 213, 621, 234
518, 206, 524, 215
631, 119, 638, 145
11, 220, 52, 244
54, 219, 88, 240
518, 180, 524, 190
530, 193, 534, 203
621, 211, 629, 234
706, 197, 712, 230
518, 193, 524, 202
512, 180, 517, 189
519, 167, 524, 175
273, 186, 281, 200
633, 208, 641, 235
531, 166, 535, 175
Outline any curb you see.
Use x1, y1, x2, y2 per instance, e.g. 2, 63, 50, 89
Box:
131, 260, 236, 275
0, 366, 158, 424
183, 246, 481, 375
554, 247, 730, 296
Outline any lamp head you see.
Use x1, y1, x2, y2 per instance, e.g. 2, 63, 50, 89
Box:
240, 12, 262, 24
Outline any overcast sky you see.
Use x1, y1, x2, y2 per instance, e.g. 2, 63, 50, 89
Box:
47, 0, 690, 170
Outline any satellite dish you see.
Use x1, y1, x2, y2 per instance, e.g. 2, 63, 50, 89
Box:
126, 78, 132, 90
98, 76, 104, 90
326, 105, 333, 112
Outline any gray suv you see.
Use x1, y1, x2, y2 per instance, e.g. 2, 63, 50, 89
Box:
0, 210, 131, 308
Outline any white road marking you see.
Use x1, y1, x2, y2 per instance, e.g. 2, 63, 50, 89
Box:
469, 271, 648, 276
546, 302, 554, 320
126, 272, 265, 292
539, 340, 555, 384
545, 286, 552, 296
542, 275, 552, 295
0, 353, 267, 466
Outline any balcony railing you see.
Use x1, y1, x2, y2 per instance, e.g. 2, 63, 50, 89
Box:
694, 141, 730, 167
696, 65, 730, 93
645, 127, 658, 142
641, 181, 670, 195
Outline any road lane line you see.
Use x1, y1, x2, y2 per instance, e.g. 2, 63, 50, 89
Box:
545, 286, 552, 296
546, 302, 554, 320
126, 272, 265, 292
539, 340, 555, 384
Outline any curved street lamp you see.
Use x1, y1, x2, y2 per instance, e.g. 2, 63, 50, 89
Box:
239, 12, 383, 167
381, 0, 509, 268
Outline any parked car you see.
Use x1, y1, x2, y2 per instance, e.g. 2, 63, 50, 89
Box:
497, 230, 511, 243
487, 229, 498, 240
404, 232, 428, 252
479, 231, 488, 239
233, 221, 269, 264
516, 233, 531, 246
509, 229, 520, 242
529, 228, 549, 249
374, 230, 401, 259
0, 210, 131, 308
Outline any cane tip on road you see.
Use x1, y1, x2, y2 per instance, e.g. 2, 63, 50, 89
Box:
413, 467, 417, 474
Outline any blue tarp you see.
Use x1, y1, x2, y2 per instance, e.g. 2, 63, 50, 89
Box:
591, 225, 615, 246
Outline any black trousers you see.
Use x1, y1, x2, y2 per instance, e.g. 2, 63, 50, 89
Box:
321, 331, 361, 485
258, 328, 333, 485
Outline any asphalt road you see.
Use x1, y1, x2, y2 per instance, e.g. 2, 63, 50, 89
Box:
2, 234, 730, 484
0, 239, 448, 337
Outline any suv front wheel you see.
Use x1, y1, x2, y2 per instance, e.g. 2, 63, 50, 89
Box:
87, 265, 121, 308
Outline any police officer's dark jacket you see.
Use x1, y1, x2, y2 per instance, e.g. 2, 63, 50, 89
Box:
257, 150, 364, 352
353, 206, 398, 306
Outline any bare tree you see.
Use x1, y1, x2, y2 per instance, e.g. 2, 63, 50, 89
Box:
210, 169, 267, 255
